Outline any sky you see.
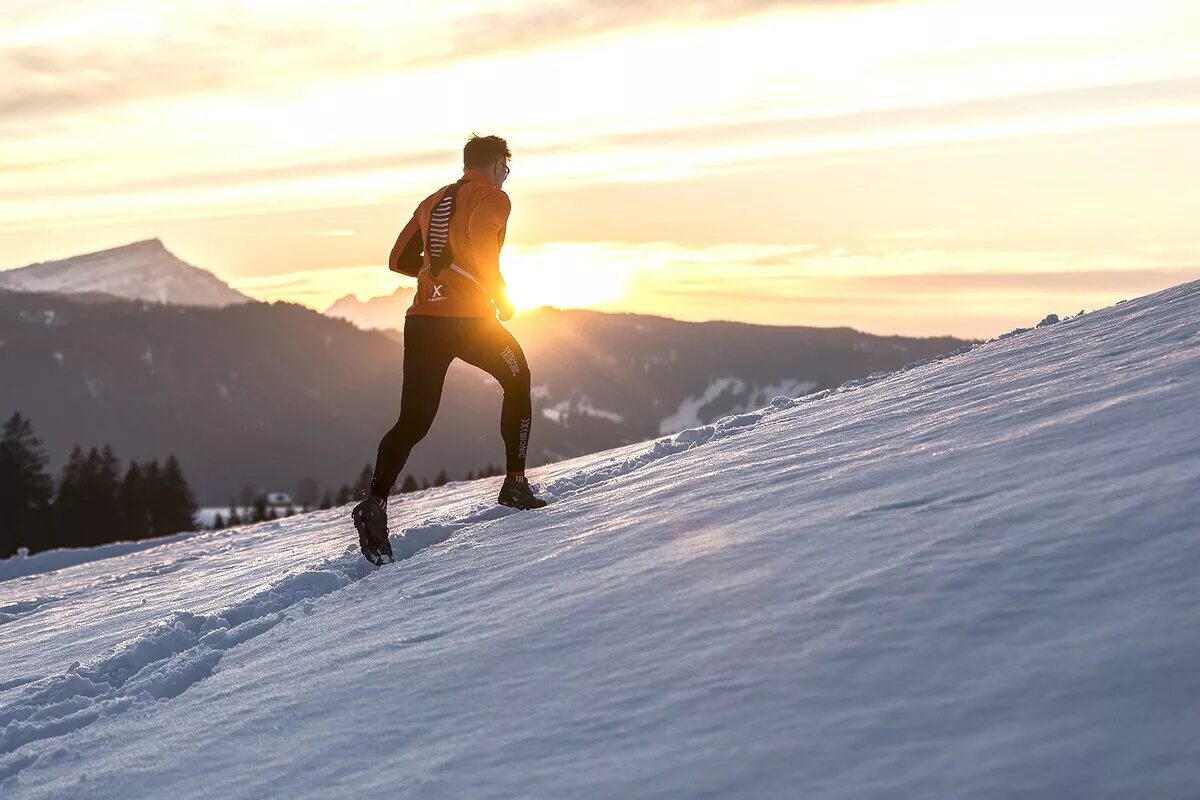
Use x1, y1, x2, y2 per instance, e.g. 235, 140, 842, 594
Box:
2, 0, 1199, 337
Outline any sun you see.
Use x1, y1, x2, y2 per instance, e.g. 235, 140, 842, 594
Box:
501, 244, 637, 312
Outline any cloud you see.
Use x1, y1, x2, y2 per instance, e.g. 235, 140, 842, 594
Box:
14, 74, 1194, 206
631, 265, 1200, 336
0, 0, 885, 126
443, 0, 888, 61
586, 76, 1200, 151
229, 263, 404, 310
652, 269, 1200, 298
0, 147, 449, 201
2, 40, 225, 119
0, 12, 370, 123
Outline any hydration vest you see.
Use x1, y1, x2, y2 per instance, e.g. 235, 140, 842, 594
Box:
426, 178, 467, 278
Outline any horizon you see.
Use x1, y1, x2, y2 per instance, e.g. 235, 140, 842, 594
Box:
0, 235, 986, 341
3, 1, 1200, 338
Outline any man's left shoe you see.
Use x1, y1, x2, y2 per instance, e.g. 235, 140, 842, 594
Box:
497, 476, 548, 510
351, 497, 394, 566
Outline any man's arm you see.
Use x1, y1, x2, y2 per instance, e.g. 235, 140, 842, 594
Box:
389, 214, 424, 277
467, 191, 513, 316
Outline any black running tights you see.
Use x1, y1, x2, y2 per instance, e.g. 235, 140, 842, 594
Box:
370, 315, 532, 499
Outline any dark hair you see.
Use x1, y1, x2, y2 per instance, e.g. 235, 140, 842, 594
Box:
463, 134, 511, 170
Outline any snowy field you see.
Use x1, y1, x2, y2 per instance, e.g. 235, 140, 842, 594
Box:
2, 280, 1199, 798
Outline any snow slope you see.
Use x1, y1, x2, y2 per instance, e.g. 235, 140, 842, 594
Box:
0, 534, 198, 583
0, 239, 252, 307
1, 280, 1199, 798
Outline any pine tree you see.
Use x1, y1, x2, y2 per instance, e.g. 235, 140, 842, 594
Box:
142, 459, 164, 536
119, 461, 153, 540
92, 446, 124, 546
160, 455, 198, 534
0, 412, 54, 557
400, 475, 420, 493
434, 469, 450, 487
319, 492, 333, 510
57, 446, 124, 547
212, 513, 226, 531
227, 499, 242, 526
52, 446, 89, 550
335, 485, 353, 505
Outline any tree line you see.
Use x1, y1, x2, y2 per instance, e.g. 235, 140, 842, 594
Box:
320, 463, 507, 507
208, 464, 508, 529
1, 409, 513, 557
0, 412, 197, 558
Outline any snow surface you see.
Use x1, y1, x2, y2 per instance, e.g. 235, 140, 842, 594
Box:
658, 377, 817, 434
658, 376, 746, 433
2, 280, 1199, 798
0, 535, 198, 584
542, 396, 626, 425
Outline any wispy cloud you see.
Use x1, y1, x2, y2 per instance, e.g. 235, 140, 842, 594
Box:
0, 7, 357, 121
443, 0, 887, 60
591, 76, 1200, 151
6, 75, 1195, 212
0, 0, 884, 126
229, 264, 404, 309
0, 147, 449, 202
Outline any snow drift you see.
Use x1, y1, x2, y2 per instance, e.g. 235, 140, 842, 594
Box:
1, 279, 1198, 799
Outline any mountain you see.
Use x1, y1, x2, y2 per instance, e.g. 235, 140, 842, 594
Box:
0, 292, 965, 503
1, 279, 1197, 797
0, 239, 252, 307
506, 308, 964, 441
324, 285, 415, 330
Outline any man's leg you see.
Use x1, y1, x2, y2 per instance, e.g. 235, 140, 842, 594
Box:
458, 319, 533, 476
458, 319, 545, 509
369, 317, 454, 501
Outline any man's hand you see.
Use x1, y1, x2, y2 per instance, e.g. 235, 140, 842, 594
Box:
496, 295, 516, 321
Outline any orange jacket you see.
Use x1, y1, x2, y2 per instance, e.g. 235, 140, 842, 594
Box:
389, 168, 510, 318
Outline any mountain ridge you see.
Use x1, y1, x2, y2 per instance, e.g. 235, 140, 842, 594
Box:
0, 290, 968, 503
324, 285, 416, 329
0, 239, 252, 308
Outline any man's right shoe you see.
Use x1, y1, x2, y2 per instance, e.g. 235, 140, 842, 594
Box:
351, 497, 394, 566
497, 476, 548, 510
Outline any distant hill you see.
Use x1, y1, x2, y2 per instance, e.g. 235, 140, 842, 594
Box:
0, 291, 968, 503
0, 239, 252, 308
506, 308, 967, 441
325, 286, 416, 330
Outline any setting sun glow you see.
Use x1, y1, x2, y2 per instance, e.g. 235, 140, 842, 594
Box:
502, 244, 638, 313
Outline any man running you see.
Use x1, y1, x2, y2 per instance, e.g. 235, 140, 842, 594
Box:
352, 135, 546, 566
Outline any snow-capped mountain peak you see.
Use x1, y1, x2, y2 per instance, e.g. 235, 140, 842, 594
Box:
0, 239, 252, 308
